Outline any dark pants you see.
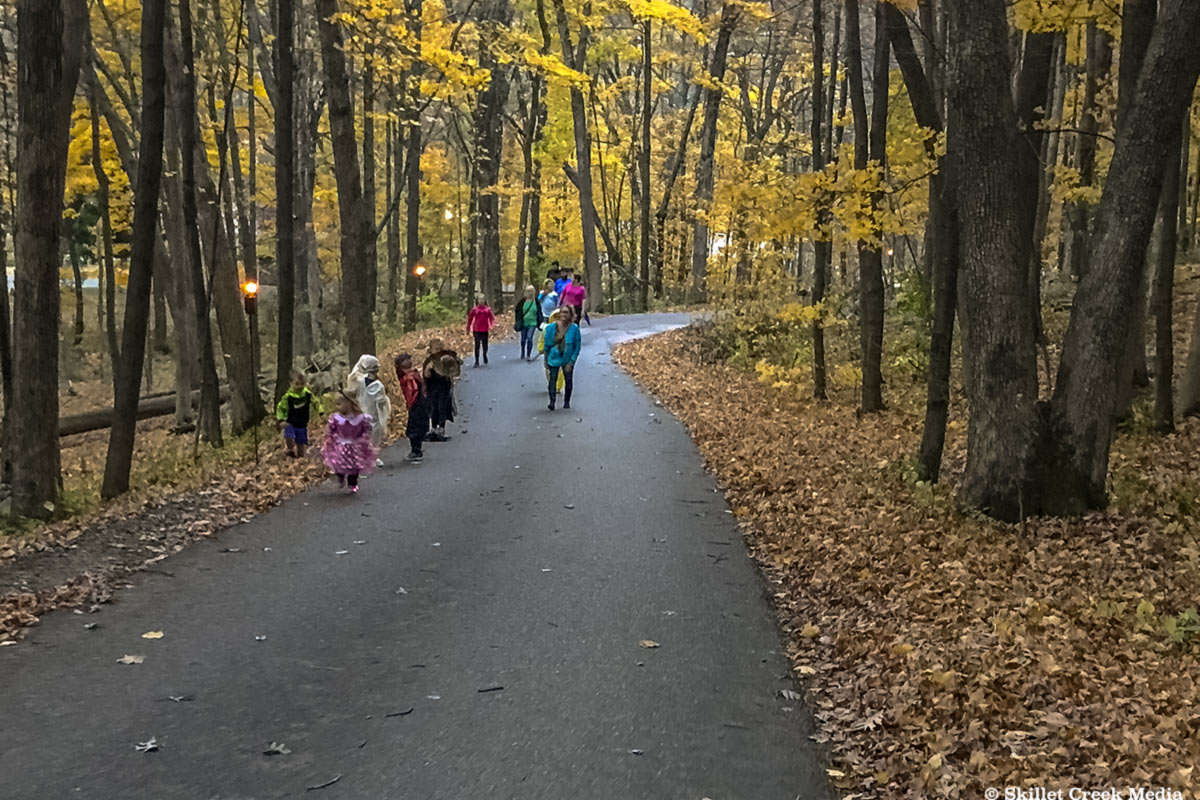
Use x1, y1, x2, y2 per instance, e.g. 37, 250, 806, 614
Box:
571, 305, 583, 324
336, 473, 359, 488
406, 397, 430, 455
473, 331, 489, 364
520, 326, 536, 358
548, 364, 574, 406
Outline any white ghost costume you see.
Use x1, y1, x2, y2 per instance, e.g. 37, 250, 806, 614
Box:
348, 355, 391, 453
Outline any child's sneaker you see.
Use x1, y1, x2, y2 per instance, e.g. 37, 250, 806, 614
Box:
350, 485, 359, 495
405, 452, 424, 463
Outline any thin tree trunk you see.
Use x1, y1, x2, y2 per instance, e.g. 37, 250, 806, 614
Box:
688, 1, 739, 305
316, 0, 376, 362
639, 17, 652, 311
68, 226, 85, 345
100, 0, 166, 498
162, 115, 199, 430
858, 0, 888, 413
472, 0, 514, 310
175, 0, 223, 446
1153, 124, 1183, 433
1065, 22, 1112, 281
551, 0, 603, 310
810, 0, 829, 400
11, 0, 86, 517
386, 117, 401, 323
362, 50, 377, 308
404, 0, 424, 330
274, 0, 295, 398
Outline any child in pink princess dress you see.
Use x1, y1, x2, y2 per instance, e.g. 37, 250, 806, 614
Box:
322, 392, 377, 494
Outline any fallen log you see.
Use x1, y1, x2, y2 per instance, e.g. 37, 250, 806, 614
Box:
58, 388, 229, 437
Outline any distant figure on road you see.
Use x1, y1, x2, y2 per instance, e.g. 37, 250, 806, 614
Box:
322, 392, 375, 494
396, 353, 430, 463
276, 371, 320, 458
554, 266, 571, 296
348, 354, 391, 467
515, 285, 542, 361
422, 338, 460, 442
543, 305, 581, 411
467, 295, 495, 367
560, 274, 588, 326
538, 279, 558, 320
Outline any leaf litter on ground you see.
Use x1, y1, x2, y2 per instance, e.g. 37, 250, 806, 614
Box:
615, 324, 1200, 799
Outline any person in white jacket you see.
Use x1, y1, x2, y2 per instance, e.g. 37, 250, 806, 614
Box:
348, 355, 392, 466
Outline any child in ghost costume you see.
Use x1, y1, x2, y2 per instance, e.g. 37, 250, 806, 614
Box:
348, 354, 392, 467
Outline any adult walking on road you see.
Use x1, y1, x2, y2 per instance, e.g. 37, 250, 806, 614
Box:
543, 306, 581, 411
515, 285, 542, 361
467, 295, 495, 367
560, 275, 588, 326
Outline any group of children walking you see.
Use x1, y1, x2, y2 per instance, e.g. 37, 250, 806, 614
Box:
273, 338, 463, 496
279, 279, 581, 495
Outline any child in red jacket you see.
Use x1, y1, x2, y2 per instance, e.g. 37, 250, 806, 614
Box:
466, 296, 495, 367
395, 353, 430, 463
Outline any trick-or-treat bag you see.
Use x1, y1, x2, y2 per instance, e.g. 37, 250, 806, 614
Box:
544, 365, 565, 392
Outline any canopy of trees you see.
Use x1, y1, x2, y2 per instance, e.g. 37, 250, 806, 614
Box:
3, 0, 1200, 523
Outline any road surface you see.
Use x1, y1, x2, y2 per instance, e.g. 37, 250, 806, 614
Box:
0, 314, 830, 800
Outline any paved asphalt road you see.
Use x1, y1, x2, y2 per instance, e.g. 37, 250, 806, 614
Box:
0, 313, 830, 800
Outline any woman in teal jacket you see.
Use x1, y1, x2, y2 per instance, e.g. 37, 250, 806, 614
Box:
542, 306, 581, 410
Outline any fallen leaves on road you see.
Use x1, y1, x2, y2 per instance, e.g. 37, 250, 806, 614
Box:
141, 631, 163, 639
616, 326, 1200, 799
638, 639, 660, 649
134, 738, 158, 752
116, 654, 144, 665
263, 742, 291, 756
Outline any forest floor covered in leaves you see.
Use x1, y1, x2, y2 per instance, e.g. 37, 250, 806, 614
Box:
0, 324, 483, 644
614, 285, 1200, 798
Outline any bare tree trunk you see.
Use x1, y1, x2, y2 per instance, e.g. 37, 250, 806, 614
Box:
638, 18, 652, 311
274, 0, 296, 398
858, 1, 888, 413
11, 0, 85, 517
1065, 22, 1111, 281
654, 85, 700, 299
316, 0, 376, 362
404, 0, 424, 330
295, 89, 321, 353
386, 117, 401, 323
100, 0, 166, 498
362, 50, 378, 313
67, 223, 85, 345
947, 0, 1040, 522
1152, 124, 1183, 433
551, 0, 603, 310
162, 117, 199, 430
688, 1, 739, 305
1044, 0, 1200, 514
810, 0, 829, 400
472, 0, 513, 310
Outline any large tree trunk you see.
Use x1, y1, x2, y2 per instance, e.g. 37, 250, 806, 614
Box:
162, 117, 200, 431
1111, 0, 1159, 419
551, 0, 603, 310
688, 0, 738, 305
810, 0, 829, 400
316, 0, 376, 362
472, 0, 513, 310
11, 0, 86, 517
100, 0, 166, 499
947, 0, 1040, 523
1013, 30, 1054, 348
295, 88, 322, 353
273, 0, 296, 399
1043, 0, 1200, 515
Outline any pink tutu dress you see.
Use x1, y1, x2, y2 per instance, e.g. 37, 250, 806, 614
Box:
322, 413, 377, 475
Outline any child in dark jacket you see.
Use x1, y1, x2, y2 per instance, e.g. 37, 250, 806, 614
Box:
421, 338, 460, 441
395, 353, 430, 463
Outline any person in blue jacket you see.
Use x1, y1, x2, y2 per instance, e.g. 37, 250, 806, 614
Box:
542, 305, 581, 411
